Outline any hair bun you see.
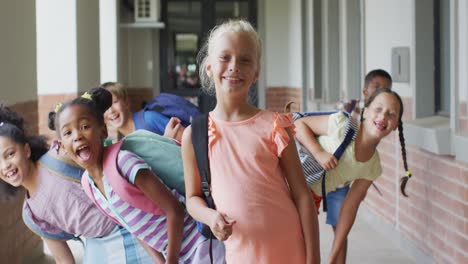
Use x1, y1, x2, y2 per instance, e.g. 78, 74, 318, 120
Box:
48, 111, 57, 131
89, 87, 112, 115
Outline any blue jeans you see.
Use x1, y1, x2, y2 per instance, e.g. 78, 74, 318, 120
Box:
326, 185, 350, 227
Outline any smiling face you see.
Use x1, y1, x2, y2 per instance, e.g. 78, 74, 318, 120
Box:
363, 92, 401, 140
104, 93, 131, 129
206, 31, 259, 98
0, 136, 31, 187
58, 105, 107, 170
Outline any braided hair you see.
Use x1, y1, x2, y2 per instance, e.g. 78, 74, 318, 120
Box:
363, 88, 411, 197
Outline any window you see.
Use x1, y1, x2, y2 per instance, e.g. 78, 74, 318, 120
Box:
434, 0, 451, 116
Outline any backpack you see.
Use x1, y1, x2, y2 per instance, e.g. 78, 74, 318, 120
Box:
23, 152, 84, 241
293, 111, 359, 211
120, 129, 186, 195
135, 93, 202, 129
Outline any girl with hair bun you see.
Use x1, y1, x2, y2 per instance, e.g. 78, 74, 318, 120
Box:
54, 87, 225, 263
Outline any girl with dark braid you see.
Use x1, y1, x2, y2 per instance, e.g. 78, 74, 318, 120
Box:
295, 88, 410, 263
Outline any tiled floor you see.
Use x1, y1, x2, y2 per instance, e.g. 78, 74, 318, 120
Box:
30, 210, 414, 263
319, 210, 415, 263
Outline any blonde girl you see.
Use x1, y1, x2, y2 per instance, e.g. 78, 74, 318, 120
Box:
181, 20, 320, 264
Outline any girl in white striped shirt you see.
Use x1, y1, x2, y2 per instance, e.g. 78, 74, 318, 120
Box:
53, 87, 225, 264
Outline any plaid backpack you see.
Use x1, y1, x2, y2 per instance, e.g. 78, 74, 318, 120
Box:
293, 111, 359, 211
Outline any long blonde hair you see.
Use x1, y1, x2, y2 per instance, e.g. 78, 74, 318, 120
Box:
197, 20, 262, 95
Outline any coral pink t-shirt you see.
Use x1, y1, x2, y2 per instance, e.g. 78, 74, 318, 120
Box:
208, 110, 306, 264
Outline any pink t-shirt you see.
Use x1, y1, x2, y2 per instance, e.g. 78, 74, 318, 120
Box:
24, 164, 116, 238
208, 110, 306, 264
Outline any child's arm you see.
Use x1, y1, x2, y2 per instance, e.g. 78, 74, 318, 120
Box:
295, 115, 338, 171
43, 238, 75, 264
329, 179, 372, 264
181, 126, 235, 241
280, 127, 321, 264
134, 169, 185, 264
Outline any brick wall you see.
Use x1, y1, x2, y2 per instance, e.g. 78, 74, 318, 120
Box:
38, 93, 78, 141
126, 87, 154, 112
9, 101, 39, 135
1, 101, 44, 263
363, 98, 468, 263
266, 87, 302, 112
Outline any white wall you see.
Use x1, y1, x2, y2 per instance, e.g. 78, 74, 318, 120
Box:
119, 29, 154, 88
36, 0, 77, 94
264, 0, 302, 88
288, 0, 303, 89
364, 0, 413, 97
0, 1, 37, 104
100, 0, 118, 83
77, 0, 100, 92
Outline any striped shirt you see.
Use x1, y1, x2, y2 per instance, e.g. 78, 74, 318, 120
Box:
85, 150, 205, 261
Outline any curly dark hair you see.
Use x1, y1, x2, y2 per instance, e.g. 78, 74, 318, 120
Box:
0, 105, 48, 197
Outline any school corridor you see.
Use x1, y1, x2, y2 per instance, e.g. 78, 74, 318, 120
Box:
1, 0, 467, 263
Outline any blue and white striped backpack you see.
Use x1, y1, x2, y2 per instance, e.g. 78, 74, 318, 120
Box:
292, 111, 359, 211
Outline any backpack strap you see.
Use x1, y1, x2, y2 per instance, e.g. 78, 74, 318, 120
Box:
292, 111, 337, 121
332, 112, 358, 159
322, 112, 358, 211
191, 114, 215, 211
81, 169, 121, 224
38, 152, 84, 182
103, 141, 165, 216
191, 113, 215, 263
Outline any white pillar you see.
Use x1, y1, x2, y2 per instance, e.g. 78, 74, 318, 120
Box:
36, 0, 100, 135
99, 0, 119, 83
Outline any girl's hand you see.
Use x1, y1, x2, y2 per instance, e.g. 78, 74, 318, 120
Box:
210, 212, 236, 241
164, 117, 183, 140
315, 150, 338, 171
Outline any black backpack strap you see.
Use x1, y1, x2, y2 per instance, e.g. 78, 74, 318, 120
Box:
191, 114, 215, 210
191, 114, 215, 264
322, 112, 358, 211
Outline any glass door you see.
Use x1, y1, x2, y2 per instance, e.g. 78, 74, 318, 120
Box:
160, 0, 257, 112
